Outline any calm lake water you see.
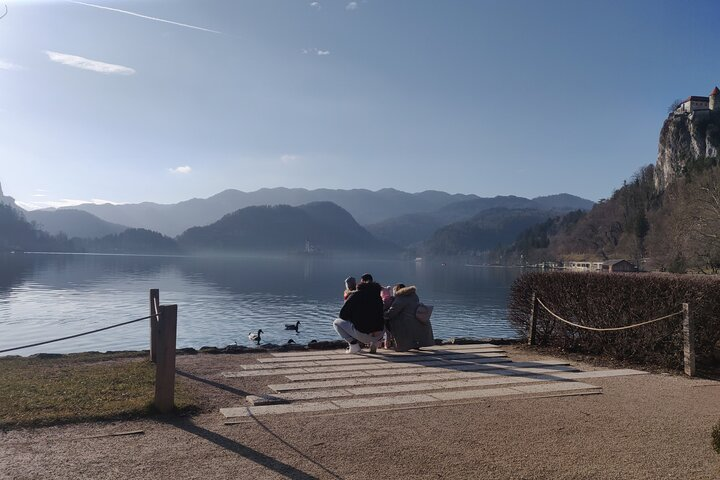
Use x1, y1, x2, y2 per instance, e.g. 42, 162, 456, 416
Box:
0, 253, 523, 356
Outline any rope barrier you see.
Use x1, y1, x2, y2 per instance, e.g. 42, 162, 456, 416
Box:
536, 297, 683, 332
0, 312, 160, 355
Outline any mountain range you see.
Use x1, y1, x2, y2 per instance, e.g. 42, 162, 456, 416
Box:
1, 184, 594, 256
58, 187, 593, 238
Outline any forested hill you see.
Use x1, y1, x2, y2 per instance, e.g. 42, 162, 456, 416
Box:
367, 193, 593, 248
25, 209, 128, 239
421, 208, 561, 257
177, 202, 396, 254
500, 106, 720, 272
0, 204, 74, 252
78, 229, 180, 254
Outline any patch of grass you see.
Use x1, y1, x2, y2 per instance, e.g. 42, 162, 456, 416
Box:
0, 353, 196, 429
713, 420, 720, 454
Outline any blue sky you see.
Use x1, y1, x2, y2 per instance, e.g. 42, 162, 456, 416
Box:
1, 0, 719, 209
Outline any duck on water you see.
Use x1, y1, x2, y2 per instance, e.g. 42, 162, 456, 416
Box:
248, 329, 263, 344
284, 321, 300, 332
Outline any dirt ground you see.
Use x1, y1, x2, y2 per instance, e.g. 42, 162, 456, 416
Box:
1, 346, 719, 480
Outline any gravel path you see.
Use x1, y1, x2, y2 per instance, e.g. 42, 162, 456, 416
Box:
1, 346, 719, 479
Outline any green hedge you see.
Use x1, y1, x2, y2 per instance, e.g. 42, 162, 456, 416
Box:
508, 272, 720, 369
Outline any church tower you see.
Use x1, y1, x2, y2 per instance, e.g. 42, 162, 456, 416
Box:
710, 86, 719, 111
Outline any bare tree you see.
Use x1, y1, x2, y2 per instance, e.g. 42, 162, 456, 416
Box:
668, 98, 682, 114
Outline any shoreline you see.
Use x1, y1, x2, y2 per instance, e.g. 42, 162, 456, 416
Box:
0, 337, 523, 359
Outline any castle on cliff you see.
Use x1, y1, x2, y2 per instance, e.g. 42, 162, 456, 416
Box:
674, 85, 719, 115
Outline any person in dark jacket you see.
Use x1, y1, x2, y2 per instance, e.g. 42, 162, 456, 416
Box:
333, 273, 385, 353
383, 283, 434, 352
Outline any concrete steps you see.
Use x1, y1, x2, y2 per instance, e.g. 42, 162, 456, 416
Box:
219, 344, 646, 419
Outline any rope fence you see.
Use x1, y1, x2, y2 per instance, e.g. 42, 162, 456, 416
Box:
0, 312, 160, 355
535, 297, 684, 332
0, 289, 179, 412
528, 292, 696, 376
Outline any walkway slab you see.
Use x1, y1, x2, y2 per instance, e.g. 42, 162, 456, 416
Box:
268, 343, 501, 358
256, 349, 507, 364
221, 401, 339, 418
240, 352, 509, 370
274, 370, 643, 402
331, 393, 438, 409
226, 358, 567, 377
268, 366, 579, 392
221, 382, 601, 418
281, 362, 576, 382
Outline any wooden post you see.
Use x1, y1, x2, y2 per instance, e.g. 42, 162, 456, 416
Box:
154, 304, 177, 413
682, 303, 695, 377
528, 292, 539, 346
149, 289, 159, 363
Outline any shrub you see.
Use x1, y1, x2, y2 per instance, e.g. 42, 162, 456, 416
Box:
713, 420, 720, 454
508, 272, 720, 369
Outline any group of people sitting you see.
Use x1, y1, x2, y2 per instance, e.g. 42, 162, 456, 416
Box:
333, 273, 434, 354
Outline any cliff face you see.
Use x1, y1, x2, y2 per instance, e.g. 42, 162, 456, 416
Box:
0, 181, 18, 209
655, 112, 720, 190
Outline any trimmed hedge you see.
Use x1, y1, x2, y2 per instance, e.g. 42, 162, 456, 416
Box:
508, 272, 720, 369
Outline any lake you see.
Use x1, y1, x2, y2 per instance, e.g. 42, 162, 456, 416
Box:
0, 253, 523, 356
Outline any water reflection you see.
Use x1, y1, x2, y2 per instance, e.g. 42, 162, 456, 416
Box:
0, 253, 523, 355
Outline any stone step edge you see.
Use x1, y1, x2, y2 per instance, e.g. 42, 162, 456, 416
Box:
267, 343, 501, 358
269, 369, 645, 401
267, 366, 583, 392
220, 382, 602, 418
223, 359, 569, 378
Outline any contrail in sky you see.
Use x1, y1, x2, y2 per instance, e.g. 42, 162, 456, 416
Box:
69, 1, 223, 34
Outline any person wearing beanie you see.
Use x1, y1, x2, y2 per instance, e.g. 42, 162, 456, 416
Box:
343, 276, 357, 301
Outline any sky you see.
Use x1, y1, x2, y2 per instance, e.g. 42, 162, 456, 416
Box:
1, 0, 719, 210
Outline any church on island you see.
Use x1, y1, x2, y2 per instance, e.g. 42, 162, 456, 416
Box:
674, 85, 719, 115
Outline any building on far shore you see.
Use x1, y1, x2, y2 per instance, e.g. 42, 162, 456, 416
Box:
564, 259, 637, 272
565, 261, 603, 271
601, 259, 637, 272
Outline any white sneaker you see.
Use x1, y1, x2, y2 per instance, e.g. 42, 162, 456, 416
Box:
346, 342, 361, 354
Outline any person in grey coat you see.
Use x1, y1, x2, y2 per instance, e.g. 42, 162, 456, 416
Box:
383, 284, 434, 352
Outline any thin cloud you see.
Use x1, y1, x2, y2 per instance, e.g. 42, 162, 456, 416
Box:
18, 198, 124, 210
310, 2, 321, 9
0, 59, 23, 71
169, 166, 192, 174
346, 2, 358, 10
281, 154, 301, 165
90, 198, 122, 205
302, 48, 330, 56
45, 51, 135, 75
69, 1, 223, 35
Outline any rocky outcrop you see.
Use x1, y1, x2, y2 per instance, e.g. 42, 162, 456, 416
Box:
0, 181, 18, 209
655, 112, 720, 190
